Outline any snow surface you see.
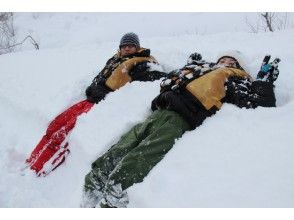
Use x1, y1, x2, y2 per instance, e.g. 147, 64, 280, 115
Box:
1, 13, 294, 208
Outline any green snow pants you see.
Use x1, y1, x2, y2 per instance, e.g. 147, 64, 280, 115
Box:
83, 109, 190, 207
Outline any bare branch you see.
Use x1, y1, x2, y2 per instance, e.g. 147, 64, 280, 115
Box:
245, 12, 291, 33
0, 12, 16, 54
0, 35, 40, 51
0, 13, 39, 55
261, 12, 274, 32
245, 15, 259, 33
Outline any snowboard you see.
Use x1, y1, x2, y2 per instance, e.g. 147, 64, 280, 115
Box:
25, 99, 94, 176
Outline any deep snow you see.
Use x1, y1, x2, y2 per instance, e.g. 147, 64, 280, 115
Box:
1, 13, 294, 208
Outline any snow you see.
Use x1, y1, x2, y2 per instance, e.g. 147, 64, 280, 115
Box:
1, 13, 294, 208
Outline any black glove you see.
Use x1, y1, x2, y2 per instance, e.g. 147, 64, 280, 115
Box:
159, 70, 181, 92
85, 82, 110, 103
129, 62, 150, 81
186, 52, 214, 72
130, 62, 167, 82
256, 55, 280, 83
225, 76, 253, 108
187, 52, 202, 64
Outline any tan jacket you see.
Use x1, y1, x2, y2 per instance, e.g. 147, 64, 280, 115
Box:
185, 67, 251, 110
105, 48, 156, 90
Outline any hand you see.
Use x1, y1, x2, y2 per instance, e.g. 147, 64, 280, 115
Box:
257, 55, 280, 83
225, 76, 253, 108
85, 82, 109, 103
159, 70, 181, 92
187, 52, 202, 64
225, 76, 251, 98
186, 52, 212, 70
129, 62, 150, 80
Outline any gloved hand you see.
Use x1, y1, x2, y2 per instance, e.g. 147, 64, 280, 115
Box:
225, 76, 251, 98
85, 82, 110, 103
256, 55, 280, 83
129, 62, 150, 80
186, 52, 213, 71
187, 52, 202, 64
159, 69, 181, 92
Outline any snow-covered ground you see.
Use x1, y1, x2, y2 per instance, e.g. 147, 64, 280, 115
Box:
1, 13, 294, 208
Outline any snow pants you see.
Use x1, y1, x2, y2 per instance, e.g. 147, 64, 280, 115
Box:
82, 109, 190, 207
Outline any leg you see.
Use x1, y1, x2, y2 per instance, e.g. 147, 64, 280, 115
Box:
82, 111, 166, 207
102, 110, 190, 207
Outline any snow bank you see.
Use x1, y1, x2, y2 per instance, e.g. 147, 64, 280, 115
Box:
1, 13, 294, 207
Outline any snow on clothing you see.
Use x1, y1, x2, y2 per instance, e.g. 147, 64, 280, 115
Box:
82, 110, 189, 208
185, 67, 250, 110
82, 58, 277, 208
152, 64, 276, 129
85, 48, 165, 103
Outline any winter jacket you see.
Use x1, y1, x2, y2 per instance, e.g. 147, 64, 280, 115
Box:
152, 64, 276, 129
86, 48, 166, 103
224, 77, 276, 109
185, 67, 250, 110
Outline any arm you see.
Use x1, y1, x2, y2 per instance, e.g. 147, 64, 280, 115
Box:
129, 61, 167, 82
256, 55, 280, 83
249, 80, 276, 107
225, 76, 276, 109
225, 55, 281, 108
85, 55, 118, 103
85, 78, 112, 104
185, 52, 216, 72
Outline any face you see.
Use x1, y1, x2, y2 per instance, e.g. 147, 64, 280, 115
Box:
217, 57, 237, 68
120, 44, 138, 56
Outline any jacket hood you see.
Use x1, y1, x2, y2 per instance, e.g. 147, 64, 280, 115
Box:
216, 50, 249, 73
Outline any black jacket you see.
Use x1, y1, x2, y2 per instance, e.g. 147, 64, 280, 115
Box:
224, 76, 276, 109
86, 49, 166, 103
152, 68, 276, 130
151, 89, 214, 130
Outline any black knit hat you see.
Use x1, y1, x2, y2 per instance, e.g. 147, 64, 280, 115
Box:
119, 32, 140, 49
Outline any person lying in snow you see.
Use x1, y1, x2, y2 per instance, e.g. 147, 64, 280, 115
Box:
81, 50, 280, 208
85, 32, 166, 103
25, 32, 166, 176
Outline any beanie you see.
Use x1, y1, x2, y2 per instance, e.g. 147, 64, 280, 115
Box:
119, 32, 140, 49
